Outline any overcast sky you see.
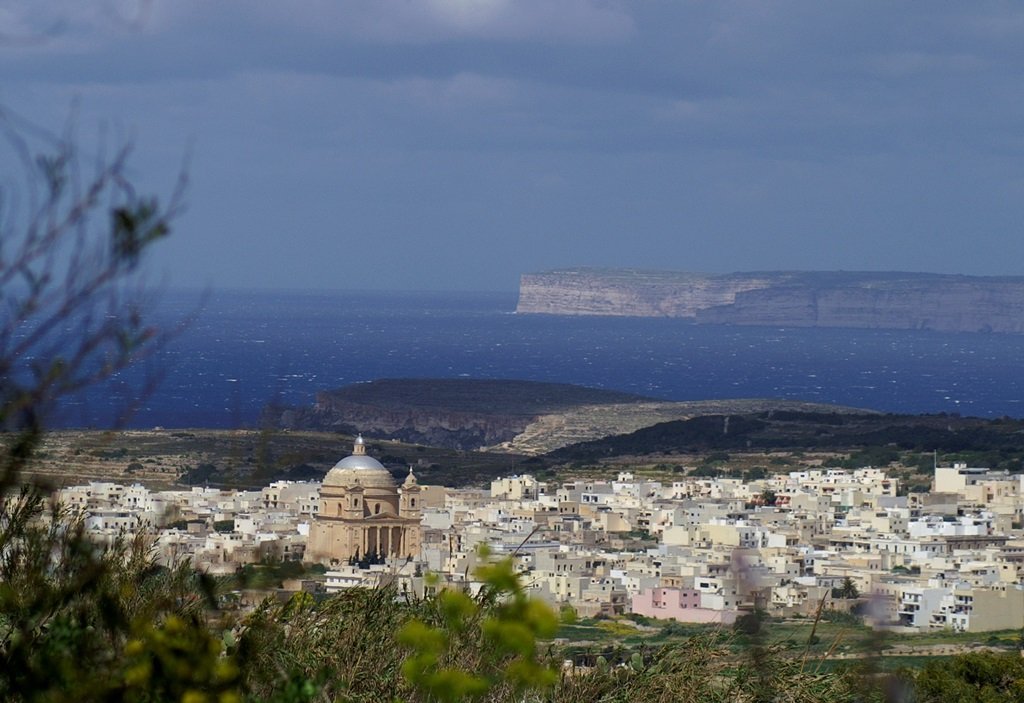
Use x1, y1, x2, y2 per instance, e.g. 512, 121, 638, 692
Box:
3, 1, 1024, 291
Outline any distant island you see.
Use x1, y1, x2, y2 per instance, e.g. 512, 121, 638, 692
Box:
516, 268, 1024, 333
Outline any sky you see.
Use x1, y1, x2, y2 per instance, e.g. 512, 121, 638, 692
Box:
2, 1, 1024, 292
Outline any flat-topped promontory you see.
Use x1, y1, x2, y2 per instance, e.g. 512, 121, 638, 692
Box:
261, 378, 871, 453
516, 268, 1024, 333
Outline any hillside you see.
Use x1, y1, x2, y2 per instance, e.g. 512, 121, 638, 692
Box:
517, 268, 1024, 333
262, 378, 871, 452
489, 398, 876, 455
546, 411, 1024, 465
12, 429, 528, 490
262, 378, 651, 450
18, 410, 1024, 490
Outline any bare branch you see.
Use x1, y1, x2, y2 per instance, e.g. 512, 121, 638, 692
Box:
0, 108, 185, 489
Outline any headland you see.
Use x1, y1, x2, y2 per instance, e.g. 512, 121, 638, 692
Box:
516, 268, 1024, 333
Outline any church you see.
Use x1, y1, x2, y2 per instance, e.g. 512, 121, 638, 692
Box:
306, 435, 422, 565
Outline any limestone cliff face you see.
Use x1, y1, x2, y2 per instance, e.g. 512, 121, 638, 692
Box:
516, 269, 778, 317
263, 378, 652, 450
698, 280, 1024, 332
281, 391, 535, 449
517, 269, 1024, 333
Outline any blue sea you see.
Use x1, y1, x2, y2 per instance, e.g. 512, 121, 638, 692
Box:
61, 288, 1024, 428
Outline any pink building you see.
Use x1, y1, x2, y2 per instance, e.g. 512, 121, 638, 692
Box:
631, 587, 738, 625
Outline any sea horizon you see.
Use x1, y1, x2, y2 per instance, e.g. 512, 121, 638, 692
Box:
54, 287, 1024, 430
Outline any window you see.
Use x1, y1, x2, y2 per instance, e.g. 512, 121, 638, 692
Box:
375, 504, 381, 515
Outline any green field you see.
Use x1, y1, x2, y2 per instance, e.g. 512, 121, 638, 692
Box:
554, 615, 1019, 670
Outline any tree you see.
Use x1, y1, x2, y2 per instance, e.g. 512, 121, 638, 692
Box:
914, 652, 1024, 702
834, 576, 860, 600
745, 466, 769, 481
0, 110, 184, 491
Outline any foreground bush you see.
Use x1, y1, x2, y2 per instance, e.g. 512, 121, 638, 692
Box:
0, 488, 233, 701
913, 652, 1024, 703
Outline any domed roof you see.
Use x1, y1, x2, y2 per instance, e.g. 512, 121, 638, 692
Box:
322, 435, 396, 489
336, 452, 383, 469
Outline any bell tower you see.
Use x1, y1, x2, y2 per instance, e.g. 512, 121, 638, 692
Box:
400, 467, 422, 520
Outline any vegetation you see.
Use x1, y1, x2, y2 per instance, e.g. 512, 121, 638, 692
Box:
296, 378, 652, 415
546, 412, 1024, 466
914, 652, 1024, 702
0, 520, 235, 701
832, 577, 860, 600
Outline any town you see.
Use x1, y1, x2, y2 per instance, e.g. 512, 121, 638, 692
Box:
56, 434, 1024, 636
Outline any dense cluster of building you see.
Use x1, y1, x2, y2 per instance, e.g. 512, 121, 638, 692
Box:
59, 437, 1024, 634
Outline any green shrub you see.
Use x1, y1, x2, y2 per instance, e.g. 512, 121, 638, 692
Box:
0, 488, 236, 702
914, 652, 1024, 702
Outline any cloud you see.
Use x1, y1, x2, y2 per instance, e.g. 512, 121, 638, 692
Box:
6, 2, 1024, 289
244, 0, 635, 44
381, 71, 519, 110
0, 1, 158, 47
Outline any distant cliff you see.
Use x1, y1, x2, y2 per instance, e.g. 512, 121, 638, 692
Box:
516, 269, 1024, 333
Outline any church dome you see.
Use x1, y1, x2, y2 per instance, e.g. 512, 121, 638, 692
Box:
322, 435, 396, 489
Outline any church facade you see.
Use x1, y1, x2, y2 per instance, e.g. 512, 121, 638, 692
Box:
307, 435, 422, 565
